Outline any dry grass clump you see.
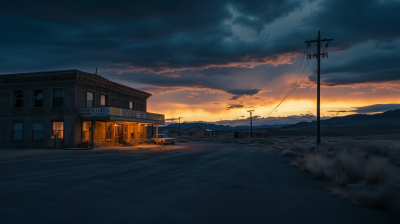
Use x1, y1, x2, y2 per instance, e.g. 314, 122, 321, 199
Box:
281, 144, 316, 157
365, 158, 391, 184
282, 149, 297, 157
283, 139, 400, 215
298, 151, 364, 186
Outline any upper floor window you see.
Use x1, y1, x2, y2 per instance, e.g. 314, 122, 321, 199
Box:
100, 94, 107, 106
12, 122, 23, 140
129, 101, 134, 110
32, 122, 43, 140
87, 92, 93, 108
33, 90, 44, 107
53, 89, 64, 107
13, 91, 23, 108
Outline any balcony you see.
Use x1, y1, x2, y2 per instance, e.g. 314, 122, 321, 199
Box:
80, 107, 165, 125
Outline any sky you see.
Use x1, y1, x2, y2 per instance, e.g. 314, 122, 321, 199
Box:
1, 0, 400, 126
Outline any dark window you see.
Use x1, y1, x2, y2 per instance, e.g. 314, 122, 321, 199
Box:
129, 101, 134, 110
53, 89, 64, 107
87, 92, 93, 108
32, 122, 43, 140
13, 91, 23, 107
12, 122, 23, 140
100, 95, 107, 106
106, 124, 112, 140
33, 90, 44, 107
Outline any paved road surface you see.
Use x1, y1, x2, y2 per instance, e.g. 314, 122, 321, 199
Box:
0, 143, 397, 224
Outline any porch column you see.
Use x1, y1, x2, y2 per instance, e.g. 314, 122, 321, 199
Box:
156, 125, 159, 144
91, 121, 94, 149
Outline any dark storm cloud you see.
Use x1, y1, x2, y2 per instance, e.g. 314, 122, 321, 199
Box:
328, 104, 400, 114
352, 104, 400, 114
1, 0, 400, 91
0, 0, 306, 73
226, 88, 260, 100
226, 103, 244, 110
307, 41, 400, 86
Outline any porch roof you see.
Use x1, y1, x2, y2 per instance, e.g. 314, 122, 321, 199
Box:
80, 107, 165, 125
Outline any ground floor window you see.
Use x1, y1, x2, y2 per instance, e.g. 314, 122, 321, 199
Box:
82, 122, 91, 141
12, 122, 23, 140
52, 122, 64, 139
106, 124, 112, 140
32, 122, 43, 140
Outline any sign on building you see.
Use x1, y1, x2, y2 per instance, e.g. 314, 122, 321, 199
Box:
91, 107, 110, 116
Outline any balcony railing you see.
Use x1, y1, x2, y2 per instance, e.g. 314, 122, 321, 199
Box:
80, 107, 165, 123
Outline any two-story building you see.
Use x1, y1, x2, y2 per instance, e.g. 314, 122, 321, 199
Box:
0, 69, 165, 149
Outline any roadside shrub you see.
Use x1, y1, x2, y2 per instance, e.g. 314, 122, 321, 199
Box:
335, 151, 364, 183
365, 158, 391, 184
282, 149, 297, 157
302, 154, 334, 179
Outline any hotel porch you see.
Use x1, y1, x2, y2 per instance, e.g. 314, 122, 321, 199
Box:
80, 107, 165, 148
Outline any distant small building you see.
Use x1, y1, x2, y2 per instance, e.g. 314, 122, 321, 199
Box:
234, 131, 269, 138
181, 126, 218, 136
181, 126, 206, 136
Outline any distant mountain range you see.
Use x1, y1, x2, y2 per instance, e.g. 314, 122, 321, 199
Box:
161, 109, 400, 131
162, 123, 287, 131
280, 109, 400, 130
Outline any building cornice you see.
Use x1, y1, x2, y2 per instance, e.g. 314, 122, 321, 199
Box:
0, 69, 152, 99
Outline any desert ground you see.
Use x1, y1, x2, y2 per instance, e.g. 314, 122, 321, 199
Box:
1, 141, 398, 224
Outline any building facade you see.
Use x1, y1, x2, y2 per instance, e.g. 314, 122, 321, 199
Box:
0, 69, 165, 148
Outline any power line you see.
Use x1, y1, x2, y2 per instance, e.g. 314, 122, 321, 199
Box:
263, 61, 317, 117
324, 0, 354, 38
319, 0, 340, 31
276, 44, 311, 109
296, 44, 311, 73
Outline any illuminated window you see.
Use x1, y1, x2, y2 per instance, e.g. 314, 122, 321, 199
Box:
53, 89, 64, 107
32, 122, 43, 140
52, 122, 64, 139
13, 91, 23, 108
129, 101, 134, 110
82, 122, 91, 141
87, 92, 93, 108
12, 122, 23, 140
33, 90, 43, 107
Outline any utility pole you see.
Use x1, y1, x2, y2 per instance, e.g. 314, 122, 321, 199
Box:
178, 117, 183, 136
305, 31, 333, 149
204, 121, 207, 137
247, 110, 254, 138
